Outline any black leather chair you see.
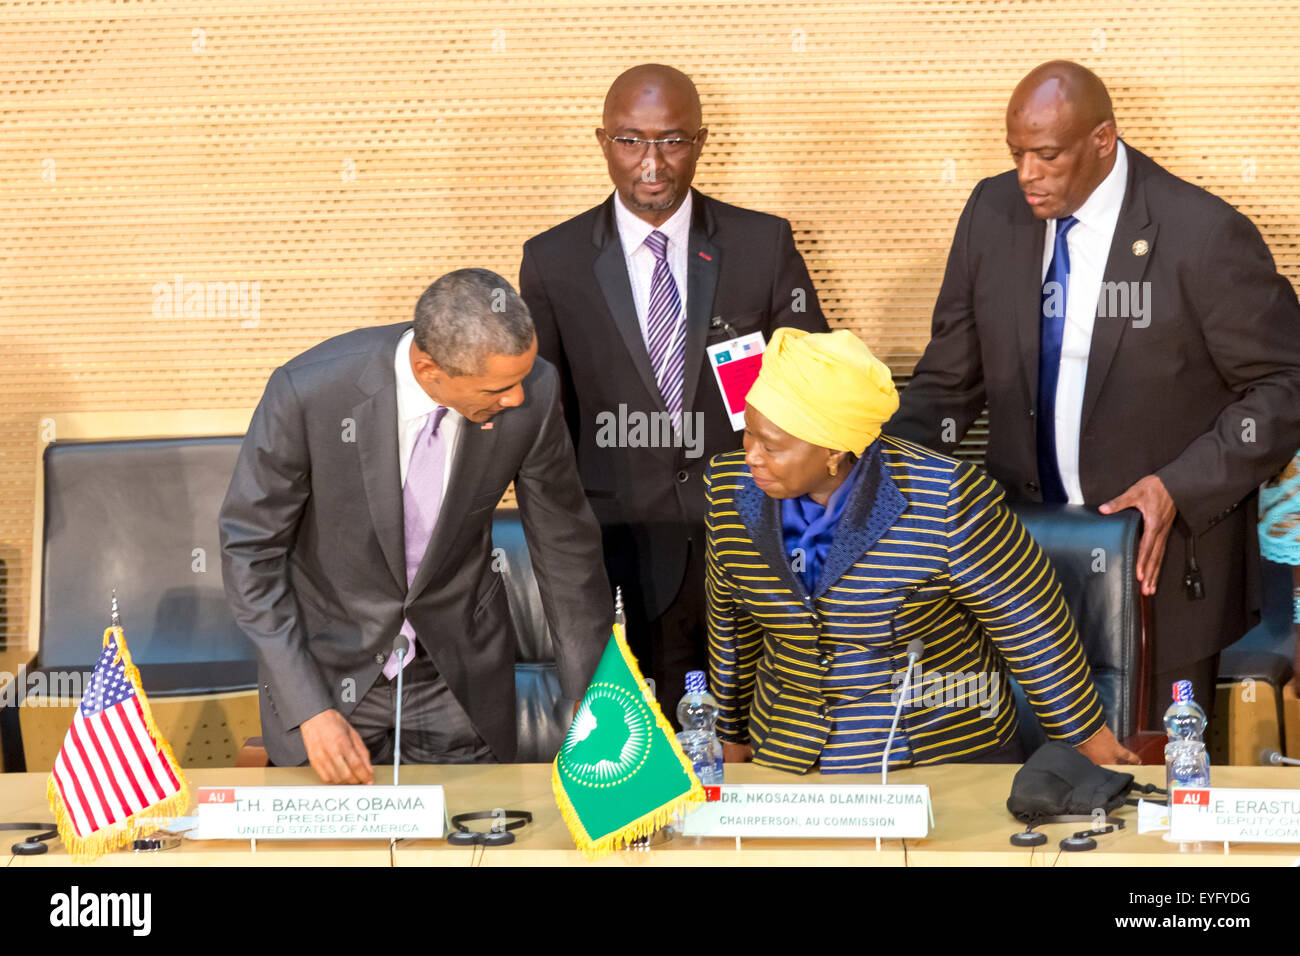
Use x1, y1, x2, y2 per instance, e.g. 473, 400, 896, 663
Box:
40, 437, 255, 681
6, 436, 260, 772
1005, 503, 1146, 756
491, 509, 576, 762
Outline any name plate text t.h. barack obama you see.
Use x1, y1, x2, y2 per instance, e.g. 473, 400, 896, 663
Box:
679, 784, 931, 839
190, 786, 446, 840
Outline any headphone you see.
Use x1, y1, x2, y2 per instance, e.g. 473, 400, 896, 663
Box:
446, 809, 532, 847
1009, 815, 1126, 851
2, 822, 59, 856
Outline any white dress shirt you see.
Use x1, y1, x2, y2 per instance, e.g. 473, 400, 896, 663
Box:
613, 189, 692, 348
394, 327, 462, 497
1040, 140, 1129, 504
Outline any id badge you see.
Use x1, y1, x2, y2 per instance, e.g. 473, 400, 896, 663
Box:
706, 331, 766, 430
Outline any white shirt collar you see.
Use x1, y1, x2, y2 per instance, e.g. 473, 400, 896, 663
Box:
394, 327, 439, 423
613, 188, 694, 256
1068, 139, 1128, 231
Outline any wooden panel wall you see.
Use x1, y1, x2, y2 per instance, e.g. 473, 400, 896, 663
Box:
3, 0, 1298, 646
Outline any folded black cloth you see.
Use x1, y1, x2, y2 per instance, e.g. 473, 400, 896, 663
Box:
1006, 742, 1137, 824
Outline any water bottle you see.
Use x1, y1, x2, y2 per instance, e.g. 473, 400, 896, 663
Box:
1162, 680, 1207, 742
1165, 738, 1211, 789
676, 670, 724, 785
1163, 680, 1210, 792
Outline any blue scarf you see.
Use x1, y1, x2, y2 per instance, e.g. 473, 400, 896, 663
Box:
781, 453, 867, 596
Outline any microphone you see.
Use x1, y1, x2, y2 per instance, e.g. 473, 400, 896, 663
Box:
391, 634, 409, 787
1260, 748, 1300, 767
881, 639, 925, 787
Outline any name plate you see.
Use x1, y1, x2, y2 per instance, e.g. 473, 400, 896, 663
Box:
191, 786, 445, 841
679, 784, 931, 839
1168, 787, 1300, 844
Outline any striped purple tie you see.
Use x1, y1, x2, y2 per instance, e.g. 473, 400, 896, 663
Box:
643, 230, 684, 429
384, 405, 448, 678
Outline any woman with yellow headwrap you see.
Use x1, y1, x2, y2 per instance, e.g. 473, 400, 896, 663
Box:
704, 328, 1136, 773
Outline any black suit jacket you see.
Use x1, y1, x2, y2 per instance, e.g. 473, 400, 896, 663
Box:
887, 143, 1300, 671
219, 323, 611, 766
519, 189, 829, 620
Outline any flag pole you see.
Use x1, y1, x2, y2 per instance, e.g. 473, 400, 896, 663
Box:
111, 589, 120, 628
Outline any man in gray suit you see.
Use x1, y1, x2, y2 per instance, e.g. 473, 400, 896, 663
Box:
220, 269, 611, 783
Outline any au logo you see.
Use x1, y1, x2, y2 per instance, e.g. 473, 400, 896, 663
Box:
1132, 239, 1149, 257
558, 683, 652, 787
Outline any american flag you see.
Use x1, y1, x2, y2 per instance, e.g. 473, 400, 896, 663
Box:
48, 626, 188, 858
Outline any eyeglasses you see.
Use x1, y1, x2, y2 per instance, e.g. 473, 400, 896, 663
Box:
602, 130, 705, 159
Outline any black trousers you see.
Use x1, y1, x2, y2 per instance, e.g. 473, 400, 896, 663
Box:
627, 540, 708, 730
348, 644, 496, 765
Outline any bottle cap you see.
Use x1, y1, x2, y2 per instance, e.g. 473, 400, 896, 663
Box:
1172, 679, 1193, 703
685, 670, 707, 694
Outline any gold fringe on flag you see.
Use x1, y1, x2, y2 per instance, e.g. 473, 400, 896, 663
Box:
46, 626, 191, 863
551, 622, 706, 860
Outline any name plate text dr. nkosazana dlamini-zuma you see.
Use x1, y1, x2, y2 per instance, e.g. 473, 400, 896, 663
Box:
679, 784, 931, 839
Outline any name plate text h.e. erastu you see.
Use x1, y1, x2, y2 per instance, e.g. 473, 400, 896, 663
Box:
1168, 787, 1300, 844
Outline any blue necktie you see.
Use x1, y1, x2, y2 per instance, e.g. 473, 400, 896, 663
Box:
1036, 215, 1079, 504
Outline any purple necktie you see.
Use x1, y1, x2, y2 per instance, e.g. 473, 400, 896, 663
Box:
384, 406, 449, 678
643, 230, 685, 430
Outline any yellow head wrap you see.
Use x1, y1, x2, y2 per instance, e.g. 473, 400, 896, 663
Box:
745, 327, 899, 455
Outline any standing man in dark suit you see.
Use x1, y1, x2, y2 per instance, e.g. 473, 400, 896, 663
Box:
520, 64, 829, 719
220, 269, 610, 782
886, 61, 1300, 727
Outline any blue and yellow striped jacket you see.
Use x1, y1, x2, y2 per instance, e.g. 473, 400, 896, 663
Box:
705, 436, 1106, 774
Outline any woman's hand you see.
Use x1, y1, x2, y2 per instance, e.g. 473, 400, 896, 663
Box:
723, 742, 753, 763
1075, 725, 1141, 766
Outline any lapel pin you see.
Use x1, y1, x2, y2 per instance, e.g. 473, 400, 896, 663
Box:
1132, 239, 1149, 257
481, 422, 494, 430
697, 251, 712, 261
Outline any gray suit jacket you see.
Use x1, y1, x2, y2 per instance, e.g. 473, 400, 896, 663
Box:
219, 323, 611, 766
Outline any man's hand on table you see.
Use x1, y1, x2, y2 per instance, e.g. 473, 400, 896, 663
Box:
1099, 475, 1176, 597
723, 742, 753, 763
301, 709, 374, 784
1075, 725, 1140, 766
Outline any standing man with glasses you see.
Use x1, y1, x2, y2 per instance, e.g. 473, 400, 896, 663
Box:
520, 63, 828, 722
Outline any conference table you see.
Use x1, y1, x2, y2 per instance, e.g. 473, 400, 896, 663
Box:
4, 761, 1300, 866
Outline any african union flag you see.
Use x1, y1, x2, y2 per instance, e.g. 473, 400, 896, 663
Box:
553, 621, 705, 858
